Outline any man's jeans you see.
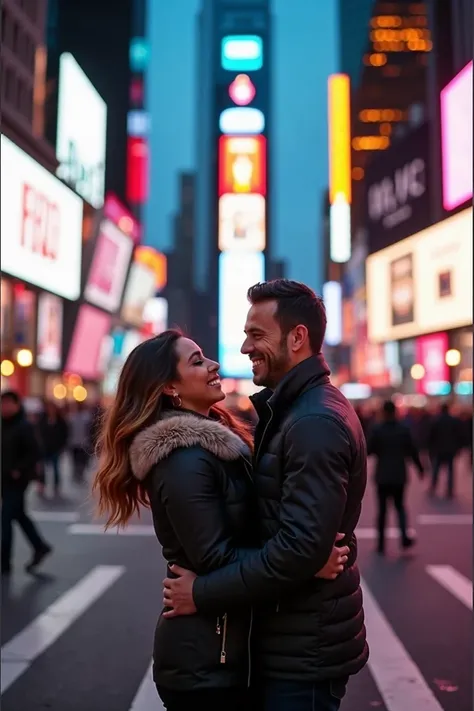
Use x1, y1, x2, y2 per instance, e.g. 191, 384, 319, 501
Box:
261, 678, 348, 711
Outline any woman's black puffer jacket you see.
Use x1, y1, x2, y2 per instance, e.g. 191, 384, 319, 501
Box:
130, 410, 256, 692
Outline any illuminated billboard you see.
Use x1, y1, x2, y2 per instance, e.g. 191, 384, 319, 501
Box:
221, 36, 263, 71
367, 207, 473, 342
441, 61, 473, 211
218, 194, 265, 251
219, 135, 266, 195
56, 53, 107, 208
219, 107, 265, 135
218, 251, 265, 378
323, 281, 342, 346
328, 74, 351, 263
229, 75, 256, 106
0, 135, 83, 300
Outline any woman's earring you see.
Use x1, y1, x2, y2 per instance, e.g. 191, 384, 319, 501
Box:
172, 393, 182, 408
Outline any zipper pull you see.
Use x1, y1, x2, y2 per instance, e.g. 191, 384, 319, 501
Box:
216, 617, 221, 635
220, 651, 227, 664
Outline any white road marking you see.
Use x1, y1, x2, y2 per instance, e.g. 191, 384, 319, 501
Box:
418, 514, 472, 525
361, 579, 444, 711
356, 527, 416, 540
1, 565, 125, 694
68, 524, 155, 536
31, 511, 80, 523
426, 565, 472, 610
129, 661, 164, 711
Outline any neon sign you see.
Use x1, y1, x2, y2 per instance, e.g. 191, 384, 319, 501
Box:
229, 74, 256, 106
218, 135, 266, 196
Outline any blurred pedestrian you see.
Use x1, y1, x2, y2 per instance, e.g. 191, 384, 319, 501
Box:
37, 400, 69, 497
428, 403, 462, 498
367, 400, 424, 555
67, 402, 92, 483
1, 391, 52, 575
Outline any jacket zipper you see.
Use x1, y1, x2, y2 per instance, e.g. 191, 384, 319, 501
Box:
220, 613, 228, 664
255, 402, 274, 463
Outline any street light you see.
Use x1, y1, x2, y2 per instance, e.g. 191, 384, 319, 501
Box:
410, 363, 425, 380
445, 349, 461, 367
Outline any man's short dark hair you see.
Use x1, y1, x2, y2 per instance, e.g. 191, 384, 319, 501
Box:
247, 279, 327, 354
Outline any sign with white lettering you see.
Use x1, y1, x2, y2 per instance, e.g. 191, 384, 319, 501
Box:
0, 135, 83, 300
56, 53, 107, 208
365, 123, 432, 255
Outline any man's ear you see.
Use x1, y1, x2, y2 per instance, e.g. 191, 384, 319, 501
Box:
289, 325, 309, 353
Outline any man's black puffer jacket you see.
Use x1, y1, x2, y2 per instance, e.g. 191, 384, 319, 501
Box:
193, 355, 369, 682
130, 410, 256, 692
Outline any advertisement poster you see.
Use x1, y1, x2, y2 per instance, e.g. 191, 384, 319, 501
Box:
65, 304, 112, 381
1, 135, 83, 300
36, 293, 63, 371
121, 262, 156, 326
218, 193, 265, 251
415, 332, 449, 395
13, 286, 35, 347
84, 219, 134, 313
367, 207, 472, 342
1, 279, 12, 346
218, 135, 266, 195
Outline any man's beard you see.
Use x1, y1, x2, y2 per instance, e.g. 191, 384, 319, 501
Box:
259, 339, 291, 389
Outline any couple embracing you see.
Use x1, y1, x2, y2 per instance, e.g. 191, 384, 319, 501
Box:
93, 279, 369, 711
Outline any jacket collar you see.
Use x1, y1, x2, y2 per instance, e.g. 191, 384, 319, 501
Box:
130, 410, 250, 481
250, 354, 331, 418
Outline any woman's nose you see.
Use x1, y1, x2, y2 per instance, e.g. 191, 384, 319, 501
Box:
208, 360, 219, 372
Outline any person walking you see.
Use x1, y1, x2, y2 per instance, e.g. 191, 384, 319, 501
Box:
1, 391, 52, 575
428, 403, 462, 498
367, 400, 424, 555
163, 279, 369, 711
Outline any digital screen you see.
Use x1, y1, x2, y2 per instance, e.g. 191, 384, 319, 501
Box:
126, 137, 149, 204
84, 219, 134, 313
65, 304, 112, 380
56, 53, 107, 208
367, 207, 473, 342
142, 297, 168, 337
229, 74, 256, 106
219, 135, 266, 195
218, 251, 265, 378
323, 282, 342, 347
36, 293, 63, 371
0, 135, 83, 300
218, 193, 265, 251
121, 261, 157, 326
221, 35, 263, 71
441, 61, 473, 211
104, 192, 141, 244
129, 37, 150, 73
415, 332, 450, 396
219, 107, 265, 135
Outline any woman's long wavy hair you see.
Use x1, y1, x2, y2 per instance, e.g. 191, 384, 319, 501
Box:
92, 329, 253, 529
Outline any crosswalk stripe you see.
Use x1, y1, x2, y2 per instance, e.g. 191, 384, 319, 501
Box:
361, 579, 444, 711
426, 565, 472, 610
31, 511, 80, 522
68, 524, 155, 536
129, 661, 164, 711
418, 514, 472, 525
1, 565, 125, 694
356, 527, 416, 539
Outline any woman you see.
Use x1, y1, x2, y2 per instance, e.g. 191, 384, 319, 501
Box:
93, 330, 346, 710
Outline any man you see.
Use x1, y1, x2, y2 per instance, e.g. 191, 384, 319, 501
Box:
1, 391, 52, 575
428, 403, 462, 498
164, 279, 369, 710
367, 400, 424, 555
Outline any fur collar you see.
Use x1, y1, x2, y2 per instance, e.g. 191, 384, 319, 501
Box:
130, 411, 250, 481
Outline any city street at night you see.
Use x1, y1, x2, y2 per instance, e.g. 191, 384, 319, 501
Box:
2, 456, 471, 711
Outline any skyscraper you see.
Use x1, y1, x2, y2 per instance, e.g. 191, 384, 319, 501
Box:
194, 0, 272, 375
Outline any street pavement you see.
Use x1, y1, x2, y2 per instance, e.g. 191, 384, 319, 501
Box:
1, 451, 472, 711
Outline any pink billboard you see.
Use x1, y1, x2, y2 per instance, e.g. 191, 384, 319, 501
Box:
441, 61, 473, 211
415, 332, 449, 395
65, 304, 112, 381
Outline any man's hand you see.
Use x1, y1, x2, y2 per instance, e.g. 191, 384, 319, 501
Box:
162, 565, 198, 618
315, 532, 350, 580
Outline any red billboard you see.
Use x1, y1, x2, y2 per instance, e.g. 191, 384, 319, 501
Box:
218, 135, 266, 196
